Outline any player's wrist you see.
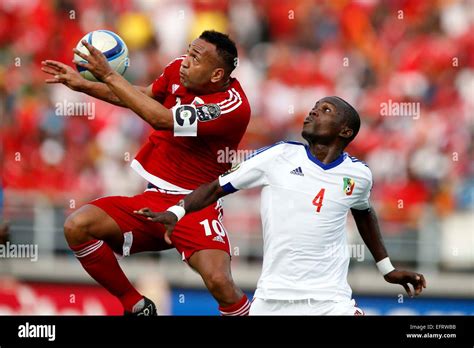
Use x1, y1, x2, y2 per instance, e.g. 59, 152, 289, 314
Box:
78, 79, 96, 93
166, 205, 186, 222
376, 257, 395, 276
102, 70, 118, 84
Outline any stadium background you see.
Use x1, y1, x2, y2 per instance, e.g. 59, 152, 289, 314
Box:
0, 0, 473, 315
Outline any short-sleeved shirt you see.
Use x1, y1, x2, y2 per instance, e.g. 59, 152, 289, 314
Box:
132, 56, 251, 192
219, 141, 373, 301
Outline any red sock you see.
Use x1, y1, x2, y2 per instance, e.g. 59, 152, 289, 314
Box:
70, 239, 142, 312
219, 295, 250, 316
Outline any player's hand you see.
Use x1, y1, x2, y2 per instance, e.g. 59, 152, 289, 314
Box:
41, 60, 86, 91
384, 270, 426, 297
73, 40, 115, 82
133, 208, 178, 245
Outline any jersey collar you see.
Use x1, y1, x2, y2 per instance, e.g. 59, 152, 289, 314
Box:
304, 146, 347, 170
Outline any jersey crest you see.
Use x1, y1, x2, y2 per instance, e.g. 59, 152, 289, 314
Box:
343, 177, 355, 196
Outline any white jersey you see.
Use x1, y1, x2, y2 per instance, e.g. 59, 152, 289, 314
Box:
218, 141, 373, 301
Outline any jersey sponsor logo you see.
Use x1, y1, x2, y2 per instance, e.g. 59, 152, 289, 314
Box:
343, 177, 355, 196
212, 235, 225, 243
172, 84, 180, 94
196, 103, 221, 122
290, 167, 304, 176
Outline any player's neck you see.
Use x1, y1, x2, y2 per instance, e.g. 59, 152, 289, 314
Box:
308, 143, 343, 164
193, 78, 231, 95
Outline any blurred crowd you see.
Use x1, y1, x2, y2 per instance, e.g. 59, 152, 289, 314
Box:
1, 0, 473, 238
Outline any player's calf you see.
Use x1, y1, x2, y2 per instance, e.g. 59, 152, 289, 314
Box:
203, 273, 250, 315
64, 204, 145, 314
189, 249, 250, 315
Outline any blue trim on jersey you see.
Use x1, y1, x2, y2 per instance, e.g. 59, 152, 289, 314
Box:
244, 141, 347, 170
349, 155, 369, 168
244, 141, 304, 161
221, 182, 238, 194
304, 146, 346, 170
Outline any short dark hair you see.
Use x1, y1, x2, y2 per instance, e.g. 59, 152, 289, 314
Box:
199, 30, 238, 76
333, 96, 360, 143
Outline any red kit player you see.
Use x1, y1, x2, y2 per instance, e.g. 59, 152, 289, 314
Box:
41, 31, 251, 315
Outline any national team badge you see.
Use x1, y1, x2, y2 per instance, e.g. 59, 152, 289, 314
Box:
343, 177, 355, 196
196, 103, 222, 122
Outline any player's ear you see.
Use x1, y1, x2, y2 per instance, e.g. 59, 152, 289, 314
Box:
210, 67, 225, 83
339, 126, 353, 140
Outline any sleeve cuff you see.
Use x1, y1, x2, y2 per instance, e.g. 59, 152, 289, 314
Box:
221, 182, 238, 194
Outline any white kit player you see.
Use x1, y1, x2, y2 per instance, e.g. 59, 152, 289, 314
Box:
135, 96, 427, 315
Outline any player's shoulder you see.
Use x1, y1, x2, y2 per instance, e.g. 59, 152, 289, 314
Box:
247, 141, 305, 161
164, 55, 186, 72
167, 55, 187, 66
344, 153, 372, 179
201, 78, 248, 110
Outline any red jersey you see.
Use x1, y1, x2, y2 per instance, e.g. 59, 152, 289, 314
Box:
131, 56, 251, 192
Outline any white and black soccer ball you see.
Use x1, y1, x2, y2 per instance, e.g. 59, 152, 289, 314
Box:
74, 30, 129, 81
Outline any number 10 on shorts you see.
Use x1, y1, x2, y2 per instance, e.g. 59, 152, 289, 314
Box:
200, 219, 227, 237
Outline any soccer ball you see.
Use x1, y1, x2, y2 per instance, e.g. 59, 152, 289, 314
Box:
74, 30, 129, 81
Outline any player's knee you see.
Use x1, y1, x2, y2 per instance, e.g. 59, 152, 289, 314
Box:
64, 212, 95, 246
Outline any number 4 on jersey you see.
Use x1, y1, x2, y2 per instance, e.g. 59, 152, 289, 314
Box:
312, 188, 325, 213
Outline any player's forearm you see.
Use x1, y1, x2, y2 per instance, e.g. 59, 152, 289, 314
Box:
78, 80, 129, 106
180, 180, 229, 214
103, 72, 173, 129
351, 208, 389, 262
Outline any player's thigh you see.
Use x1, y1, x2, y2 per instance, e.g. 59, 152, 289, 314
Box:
65, 203, 123, 249
171, 200, 231, 262
88, 191, 175, 255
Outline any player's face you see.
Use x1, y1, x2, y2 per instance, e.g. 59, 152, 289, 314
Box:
302, 97, 345, 144
180, 39, 221, 91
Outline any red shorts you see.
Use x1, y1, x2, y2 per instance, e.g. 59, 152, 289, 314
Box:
89, 189, 231, 260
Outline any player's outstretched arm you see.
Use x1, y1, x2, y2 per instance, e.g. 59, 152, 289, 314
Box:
134, 179, 230, 244
351, 207, 427, 297
74, 40, 173, 130
41, 60, 150, 107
